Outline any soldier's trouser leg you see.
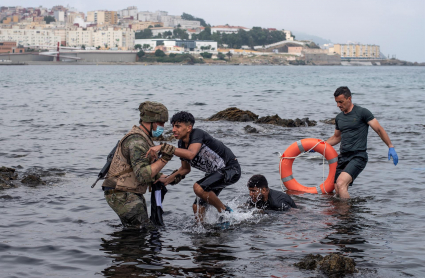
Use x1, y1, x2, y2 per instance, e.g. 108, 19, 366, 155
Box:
105, 191, 154, 229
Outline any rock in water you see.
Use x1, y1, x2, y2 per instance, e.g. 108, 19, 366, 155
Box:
321, 118, 336, 125
294, 253, 357, 277
0, 166, 18, 180
244, 125, 259, 133
256, 115, 317, 127
319, 254, 356, 276
208, 107, 259, 122
294, 254, 323, 270
21, 174, 46, 186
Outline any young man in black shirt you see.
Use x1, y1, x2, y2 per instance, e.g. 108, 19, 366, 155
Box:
326, 86, 398, 199
151, 111, 241, 222
246, 175, 297, 211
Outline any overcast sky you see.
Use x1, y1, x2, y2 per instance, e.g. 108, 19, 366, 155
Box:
4, 0, 425, 62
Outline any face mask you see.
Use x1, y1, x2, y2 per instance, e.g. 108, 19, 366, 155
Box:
152, 125, 164, 137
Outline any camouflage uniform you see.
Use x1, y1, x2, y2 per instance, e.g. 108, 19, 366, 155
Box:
103, 101, 169, 230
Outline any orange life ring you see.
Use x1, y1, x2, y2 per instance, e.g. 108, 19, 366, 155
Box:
279, 138, 338, 194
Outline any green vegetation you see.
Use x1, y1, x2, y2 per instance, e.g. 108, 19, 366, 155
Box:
81, 44, 86, 50
139, 53, 203, 64
137, 50, 145, 58
155, 49, 166, 57
226, 51, 233, 60
135, 44, 142, 50
135, 29, 153, 39
200, 52, 212, 58
173, 28, 189, 39
182, 12, 209, 27
217, 52, 226, 60
44, 16, 56, 24
192, 26, 286, 49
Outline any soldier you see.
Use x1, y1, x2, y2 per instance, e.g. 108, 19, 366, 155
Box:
101, 101, 176, 229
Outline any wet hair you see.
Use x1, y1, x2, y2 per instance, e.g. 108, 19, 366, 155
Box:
247, 175, 268, 189
334, 86, 352, 98
170, 111, 195, 126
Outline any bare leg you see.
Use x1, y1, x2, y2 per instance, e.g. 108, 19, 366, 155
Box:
193, 183, 226, 213
192, 204, 206, 222
334, 172, 353, 199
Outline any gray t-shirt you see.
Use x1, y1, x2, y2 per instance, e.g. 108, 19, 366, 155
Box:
335, 105, 375, 154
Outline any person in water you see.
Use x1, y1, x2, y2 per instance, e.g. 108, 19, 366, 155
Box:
101, 101, 175, 229
326, 86, 398, 199
148, 111, 241, 222
246, 174, 297, 211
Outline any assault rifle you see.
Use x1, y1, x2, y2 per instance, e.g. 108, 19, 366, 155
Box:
91, 141, 119, 188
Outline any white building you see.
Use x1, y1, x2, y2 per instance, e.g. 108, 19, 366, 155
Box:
54, 11, 65, 22
150, 27, 174, 37
283, 30, 294, 41
0, 27, 61, 47
211, 25, 250, 34
119, 6, 138, 19
66, 27, 135, 49
136, 11, 201, 29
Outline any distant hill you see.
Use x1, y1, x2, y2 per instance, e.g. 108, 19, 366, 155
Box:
291, 31, 332, 46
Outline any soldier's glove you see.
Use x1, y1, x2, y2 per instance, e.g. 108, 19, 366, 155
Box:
169, 169, 185, 185
160, 143, 176, 162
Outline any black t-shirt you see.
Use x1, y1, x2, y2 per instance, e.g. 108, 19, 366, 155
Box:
248, 189, 297, 211
178, 128, 236, 174
335, 105, 375, 154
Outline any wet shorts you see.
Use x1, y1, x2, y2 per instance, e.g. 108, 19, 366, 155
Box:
193, 159, 241, 206
335, 151, 368, 186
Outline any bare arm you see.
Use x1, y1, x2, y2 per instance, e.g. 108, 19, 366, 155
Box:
326, 129, 342, 146
174, 143, 202, 160
158, 161, 191, 185
368, 119, 394, 148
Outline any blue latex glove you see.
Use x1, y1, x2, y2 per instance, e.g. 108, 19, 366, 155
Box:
388, 147, 398, 166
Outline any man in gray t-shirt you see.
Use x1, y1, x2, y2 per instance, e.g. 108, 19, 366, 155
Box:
326, 86, 398, 199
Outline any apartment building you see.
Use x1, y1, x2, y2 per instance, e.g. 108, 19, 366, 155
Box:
0, 27, 61, 47
333, 43, 380, 59
66, 27, 134, 49
87, 11, 117, 25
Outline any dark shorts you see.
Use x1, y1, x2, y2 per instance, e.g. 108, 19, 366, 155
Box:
335, 151, 368, 186
193, 160, 241, 206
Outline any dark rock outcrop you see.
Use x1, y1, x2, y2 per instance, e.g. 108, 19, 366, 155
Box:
21, 174, 46, 186
320, 254, 356, 276
294, 253, 357, 277
256, 115, 317, 127
321, 118, 336, 125
294, 254, 323, 270
208, 107, 259, 122
244, 125, 259, 133
0, 166, 18, 181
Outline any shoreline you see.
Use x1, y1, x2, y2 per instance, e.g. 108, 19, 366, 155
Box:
9, 61, 425, 66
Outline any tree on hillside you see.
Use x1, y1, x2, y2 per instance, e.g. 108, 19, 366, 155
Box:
135, 28, 153, 39
137, 50, 145, 58
182, 12, 209, 27
173, 28, 189, 39
226, 51, 233, 60
44, 16, 56, 24
155, 49, 166, 57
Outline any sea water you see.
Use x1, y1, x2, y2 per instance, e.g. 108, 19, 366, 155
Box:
0, 65, 424, 277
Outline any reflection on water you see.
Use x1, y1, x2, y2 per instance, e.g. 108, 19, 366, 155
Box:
100, 229, 236, 277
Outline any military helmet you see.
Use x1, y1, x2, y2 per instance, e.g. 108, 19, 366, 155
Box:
139, 101, 168, 123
